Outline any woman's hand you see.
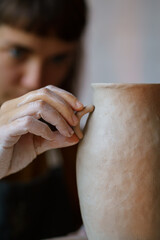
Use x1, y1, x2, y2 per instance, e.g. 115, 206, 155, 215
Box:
0, 85, 83, 179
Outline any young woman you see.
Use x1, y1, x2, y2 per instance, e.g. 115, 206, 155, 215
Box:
0, 0, 87, 239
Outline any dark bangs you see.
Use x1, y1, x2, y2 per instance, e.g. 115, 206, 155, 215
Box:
0, 0, 87, 41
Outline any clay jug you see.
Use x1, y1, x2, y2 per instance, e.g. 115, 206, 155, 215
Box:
76, 83, 160, 240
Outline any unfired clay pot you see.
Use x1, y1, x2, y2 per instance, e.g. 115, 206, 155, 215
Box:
76, 83, 160, 240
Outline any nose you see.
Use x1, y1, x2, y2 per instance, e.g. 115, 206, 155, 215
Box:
20, 59, 43, 91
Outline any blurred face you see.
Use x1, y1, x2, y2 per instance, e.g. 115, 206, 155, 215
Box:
0, 25, 78, 104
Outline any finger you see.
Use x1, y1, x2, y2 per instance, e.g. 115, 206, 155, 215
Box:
0, 116, 56, 148
73, 105, 95, 139
16, 87, 79, 126
1, 100, 74, 137
1, 85, 83, 114
46, 85, 84, 111
34, 132, 79, 155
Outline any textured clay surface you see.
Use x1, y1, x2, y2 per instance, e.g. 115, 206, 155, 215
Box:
76, 84, 160, 240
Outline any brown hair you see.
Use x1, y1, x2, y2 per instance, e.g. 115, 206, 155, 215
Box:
0, 0, 87, 41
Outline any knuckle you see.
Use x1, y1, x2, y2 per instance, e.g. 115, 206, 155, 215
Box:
40, 87, 50, 96
58, 97, 68, 107
64, 103, 72, 114
51, 110, 60, 122
43, 123, 50, 132
53, 113, 64, 126
36, 100, 46, 109
47, 85, 54, 89
1, 101, 9, 111
23, 116, 33, 127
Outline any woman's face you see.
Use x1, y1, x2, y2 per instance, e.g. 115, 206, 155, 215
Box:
0, 25, 78, 104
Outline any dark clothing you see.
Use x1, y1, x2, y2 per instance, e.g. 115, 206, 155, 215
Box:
0, 168, 76, 240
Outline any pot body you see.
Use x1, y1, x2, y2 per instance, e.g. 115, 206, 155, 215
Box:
76, 83, 160, 240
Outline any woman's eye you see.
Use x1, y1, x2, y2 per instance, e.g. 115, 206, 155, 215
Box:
9, 47, 27, 59
51, 54, 69, 64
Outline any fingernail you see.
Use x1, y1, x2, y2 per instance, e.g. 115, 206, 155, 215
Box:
76, 101, 83, 108
67, 127, 74, 136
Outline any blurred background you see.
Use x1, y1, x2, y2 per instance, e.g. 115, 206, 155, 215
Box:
76, 0, 160, 106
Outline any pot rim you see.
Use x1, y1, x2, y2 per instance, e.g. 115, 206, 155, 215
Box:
91, 82, 160, 88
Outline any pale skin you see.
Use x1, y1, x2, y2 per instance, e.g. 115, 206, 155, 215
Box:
0, 25, 85, 179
